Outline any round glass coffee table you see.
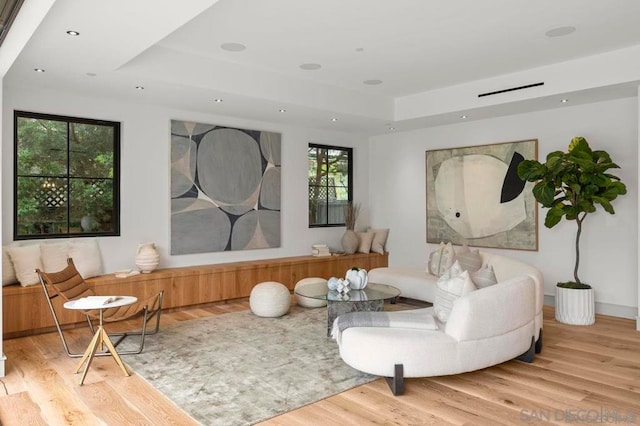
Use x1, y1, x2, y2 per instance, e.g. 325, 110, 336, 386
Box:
295, 282, 400, 336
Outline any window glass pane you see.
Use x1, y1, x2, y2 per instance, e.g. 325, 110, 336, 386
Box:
308, 144, 352, 227
69, 179, 115, 233
16, 176, 68, 236
15, 111, 120, 239
69, 122, 114, 178
16, 117, 67, 176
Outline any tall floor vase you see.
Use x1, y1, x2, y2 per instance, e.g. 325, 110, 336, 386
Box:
341, 230, 359, 254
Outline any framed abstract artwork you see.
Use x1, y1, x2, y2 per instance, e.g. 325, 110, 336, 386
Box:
425, 139, 538, 251
170, 120, 281, 254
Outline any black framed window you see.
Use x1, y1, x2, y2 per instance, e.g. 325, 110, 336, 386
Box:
14, 111, 120, 239
308, 143, 352, 227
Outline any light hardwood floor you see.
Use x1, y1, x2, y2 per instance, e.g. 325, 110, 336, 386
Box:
1, 300, 638, 425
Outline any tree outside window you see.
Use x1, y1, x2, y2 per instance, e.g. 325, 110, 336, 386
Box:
308, 144, 352, 227
14, 111, 120, 239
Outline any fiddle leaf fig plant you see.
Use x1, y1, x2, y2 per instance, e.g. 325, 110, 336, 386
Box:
517, 136, 627, 289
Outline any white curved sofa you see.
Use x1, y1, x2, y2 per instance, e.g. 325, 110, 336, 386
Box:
339, 252, 543, 394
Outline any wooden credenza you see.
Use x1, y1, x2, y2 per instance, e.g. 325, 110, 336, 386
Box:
2, 252, 388, 339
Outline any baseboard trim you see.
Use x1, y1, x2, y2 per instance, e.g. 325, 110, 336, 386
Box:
544, 295, 638, 321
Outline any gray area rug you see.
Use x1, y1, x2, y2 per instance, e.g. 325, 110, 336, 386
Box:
122, 306, 376, 425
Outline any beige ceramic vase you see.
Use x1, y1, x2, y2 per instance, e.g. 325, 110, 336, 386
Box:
135, 242, 160, 273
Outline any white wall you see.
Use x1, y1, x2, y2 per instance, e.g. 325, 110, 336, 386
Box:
369, 97, 639, 318
2, 85, 371, 272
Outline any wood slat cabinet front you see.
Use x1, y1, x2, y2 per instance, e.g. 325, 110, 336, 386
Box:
3, 252, 388, 339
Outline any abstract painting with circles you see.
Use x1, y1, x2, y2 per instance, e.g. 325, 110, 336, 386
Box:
170, 120, 281, 254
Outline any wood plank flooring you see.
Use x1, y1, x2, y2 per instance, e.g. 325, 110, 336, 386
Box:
0, 300, 638, 425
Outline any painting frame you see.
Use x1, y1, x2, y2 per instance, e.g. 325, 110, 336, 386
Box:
425, 139, 538, 251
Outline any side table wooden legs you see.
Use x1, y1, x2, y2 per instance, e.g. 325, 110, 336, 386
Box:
75, 325, 130, 385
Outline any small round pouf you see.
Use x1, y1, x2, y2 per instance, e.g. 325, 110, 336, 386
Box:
250, 281, 291, 317
294, 277, 328, 308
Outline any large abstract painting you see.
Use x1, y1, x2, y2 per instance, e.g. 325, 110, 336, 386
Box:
171, 120, 281, 254
426, 139, 538, 250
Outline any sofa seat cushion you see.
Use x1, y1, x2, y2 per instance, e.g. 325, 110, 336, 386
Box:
339, 317, 533, 378
368, 267, 438, 303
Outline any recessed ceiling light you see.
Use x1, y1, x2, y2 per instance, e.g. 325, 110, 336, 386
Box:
278, 109, 286, 113
34, 68, 45, 72
213, 98, 223, 103
135, 85, 144, 90
300, 63, 322, 71
363, 79, 383, 85
86, 72, 97, 77
461, 115, 468, 119
330, 118, 338, 122
545, 26, 576, 38
66, 30, 80, 36
220, 42, 246, 52
388, 127, 395, 131
560, 98, 569, 103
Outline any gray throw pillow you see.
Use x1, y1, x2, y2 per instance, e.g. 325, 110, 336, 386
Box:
470, 264, 498, 288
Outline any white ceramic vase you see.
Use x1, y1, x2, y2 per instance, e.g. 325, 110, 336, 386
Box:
555, 286, 595, 325
135, 242, 160, 273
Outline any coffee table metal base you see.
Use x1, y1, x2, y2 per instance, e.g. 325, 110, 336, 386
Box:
326, 299, 384, 336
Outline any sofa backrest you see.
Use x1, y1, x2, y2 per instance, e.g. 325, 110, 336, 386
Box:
479, 251, 544, 318
445, 276, 536, 342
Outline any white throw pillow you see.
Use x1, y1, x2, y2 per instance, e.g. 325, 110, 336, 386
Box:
7, 244, 44, 286
455, 244, 482, 272
357, 232, 374, 253
434, 269, 476, 323
370, 228, 389, 254
427, 242, 455, 276
470, 264, 498, 288
40, 241, 70, 272
440, 260, 464, 280
68, 239, 103, 279
2, 246, 18, 286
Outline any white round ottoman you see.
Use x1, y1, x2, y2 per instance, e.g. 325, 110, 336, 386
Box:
294, 277, 328, 308
250, 281, 291, 317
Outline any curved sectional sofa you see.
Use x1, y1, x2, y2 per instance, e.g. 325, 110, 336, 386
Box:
337, 251, 544, 394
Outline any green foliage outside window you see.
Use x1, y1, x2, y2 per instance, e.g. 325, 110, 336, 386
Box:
14, 111, 120, 239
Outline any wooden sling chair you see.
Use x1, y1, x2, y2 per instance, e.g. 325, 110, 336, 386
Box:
37, 258, 164, 358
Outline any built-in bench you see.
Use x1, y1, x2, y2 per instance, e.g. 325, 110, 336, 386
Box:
2, 252, 388, 339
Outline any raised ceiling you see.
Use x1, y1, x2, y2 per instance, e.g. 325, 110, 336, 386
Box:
5, 0, 640, 134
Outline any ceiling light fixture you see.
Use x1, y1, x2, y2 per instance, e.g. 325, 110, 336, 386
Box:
545, 26, 576, 38
278, 109, 286, 113
220, 42, 246, 52
213, 98, 223, 103
330, 118, 338, 122
135, 85, 144, 90
86, 72, 97, 77
388, 127, 395, 131
300, 63, 322, 71
363, 79, 383, 85
560, 98, 569, 103
34, 68, 45, 72
461, 115, 468, 119
66, 30, 80, 36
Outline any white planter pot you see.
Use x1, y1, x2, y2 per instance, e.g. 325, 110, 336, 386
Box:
555, 286, 595, 325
